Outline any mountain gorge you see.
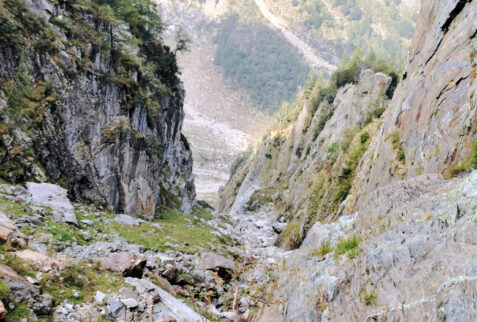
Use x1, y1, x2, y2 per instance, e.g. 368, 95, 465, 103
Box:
0, 0, 476, 321
220, 0, 477, 319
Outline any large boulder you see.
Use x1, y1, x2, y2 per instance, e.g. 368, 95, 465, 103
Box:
201, 252, 236, 281
201, 252, 236, 271
0, 212, 26, 247
26, 183, 78, 227
0, 264, 40, 302
113, 214, 142, 226
101, 252, 146, 277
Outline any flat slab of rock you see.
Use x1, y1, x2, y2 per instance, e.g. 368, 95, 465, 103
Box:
101, 252, 146, 277
125, 277, 207, 321
26, 182, 78, 226
201, 252, 236, 271
114, 214, 142, 226
15, 249, 69, 271
120, 298, 138, 309
80, 219, 94, 226
0, 211, 26, 246
154, 275, 177, 296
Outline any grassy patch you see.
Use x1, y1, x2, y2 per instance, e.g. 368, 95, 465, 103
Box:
280, 220, 302, 249
0, 279, 10, 300
446, 139, 477, 178
471, 139, 477, 168
230, 147, 253, 176
396, 149, 406, 163
0, 196, 34, 221
4, 301, 28, 322
40, 262, 124, 305
386, 132, 400, 149
2, 252, 35, 277
112, 206, 235, 254
335, 235, 360, 259
311, 241, 332, 258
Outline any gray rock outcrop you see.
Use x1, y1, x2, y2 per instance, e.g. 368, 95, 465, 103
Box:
0, 0, 195, 216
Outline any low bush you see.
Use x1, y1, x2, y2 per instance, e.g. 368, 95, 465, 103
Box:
311, 240, 332, 257
335, 235, 360, 259
362, 290, 378, 305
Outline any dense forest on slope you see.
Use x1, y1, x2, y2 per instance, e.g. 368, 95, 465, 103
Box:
213, 15, 310, 112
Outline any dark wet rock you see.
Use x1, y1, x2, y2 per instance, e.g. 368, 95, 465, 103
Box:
163, 266, 179, 282
31, 294, 54, 315
201, 252, 236, 281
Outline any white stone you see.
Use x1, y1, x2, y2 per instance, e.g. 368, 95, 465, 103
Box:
95, 291, 107, 305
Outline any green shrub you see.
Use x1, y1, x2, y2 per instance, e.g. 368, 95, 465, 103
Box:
327, 142, 340, 153
312, 241, 332, 257
362, 290, 378, 305
447, 139, 477, 178
360, 132, 370, 144
280, 220, 302, 249
396, 149, 405, 163
335, 235, 360, 258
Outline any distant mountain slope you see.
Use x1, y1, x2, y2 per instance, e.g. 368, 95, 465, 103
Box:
263, 0, 419, 61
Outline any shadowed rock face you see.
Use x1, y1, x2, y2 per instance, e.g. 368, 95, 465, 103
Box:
0, 0, 195, 215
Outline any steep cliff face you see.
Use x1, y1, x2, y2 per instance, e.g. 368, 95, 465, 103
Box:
0, 0, 195, 215
350, 0, 477, 211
